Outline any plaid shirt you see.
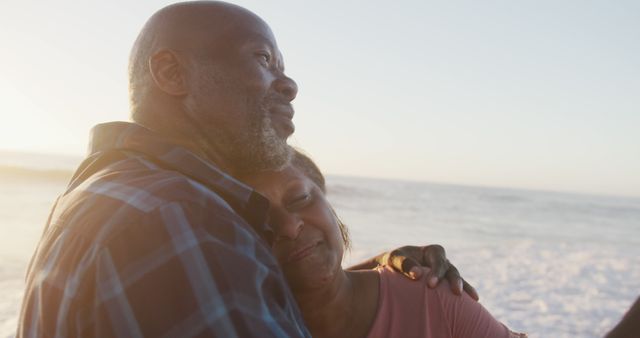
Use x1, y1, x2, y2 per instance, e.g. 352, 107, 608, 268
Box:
17, 122, 310, 338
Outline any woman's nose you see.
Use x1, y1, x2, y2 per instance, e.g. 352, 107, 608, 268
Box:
274, 213, 303, 241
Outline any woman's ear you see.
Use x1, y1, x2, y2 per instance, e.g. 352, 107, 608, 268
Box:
148, 49, 188, 96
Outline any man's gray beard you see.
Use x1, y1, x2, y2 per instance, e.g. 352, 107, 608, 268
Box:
239, 105, 293, 173
183, 64, 292, 174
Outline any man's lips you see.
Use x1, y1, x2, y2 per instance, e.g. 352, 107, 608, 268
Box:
285, 241, 321, 264
270, 105, 295, 135
271, 105, 295, 120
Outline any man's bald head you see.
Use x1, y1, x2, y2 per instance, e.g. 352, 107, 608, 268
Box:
127, 1, 298, 174
128, 1, 273, 118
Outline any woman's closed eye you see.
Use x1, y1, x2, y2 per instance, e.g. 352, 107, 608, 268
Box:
286, 193, 312, 210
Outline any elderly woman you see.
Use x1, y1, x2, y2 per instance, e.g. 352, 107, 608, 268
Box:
242, 150, 526, 338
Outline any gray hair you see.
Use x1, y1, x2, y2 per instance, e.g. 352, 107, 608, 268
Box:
128, 28, 155, 122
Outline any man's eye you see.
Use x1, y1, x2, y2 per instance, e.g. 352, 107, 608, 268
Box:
257, 52, 271, 63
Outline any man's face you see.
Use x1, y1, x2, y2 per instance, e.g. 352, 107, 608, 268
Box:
183, 16, 298, 174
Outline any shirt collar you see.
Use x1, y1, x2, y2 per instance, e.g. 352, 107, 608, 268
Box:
87, 121, 271, 232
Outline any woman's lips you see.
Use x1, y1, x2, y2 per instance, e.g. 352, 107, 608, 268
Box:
286, 241, 320, 264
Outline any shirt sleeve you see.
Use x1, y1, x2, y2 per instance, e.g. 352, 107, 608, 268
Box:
434, 283, 524, 338
83, 200, 309, 338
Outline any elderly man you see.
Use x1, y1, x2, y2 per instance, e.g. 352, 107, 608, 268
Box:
17, 2, 471, 337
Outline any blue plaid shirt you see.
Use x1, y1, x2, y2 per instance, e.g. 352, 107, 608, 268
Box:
17, 122, 310, 338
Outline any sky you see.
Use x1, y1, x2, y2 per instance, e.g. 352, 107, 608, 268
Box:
0, 0, 638, 197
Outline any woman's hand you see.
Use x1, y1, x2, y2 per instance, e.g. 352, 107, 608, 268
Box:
349, 244, 479, 301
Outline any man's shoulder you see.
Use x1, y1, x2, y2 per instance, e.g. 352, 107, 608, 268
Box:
79, 155, 230, 208
52, 156, 243, 245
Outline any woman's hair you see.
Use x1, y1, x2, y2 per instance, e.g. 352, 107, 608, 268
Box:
291, 149, 351, 250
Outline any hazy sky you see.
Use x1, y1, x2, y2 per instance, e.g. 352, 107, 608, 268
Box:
1, 0, 638, 196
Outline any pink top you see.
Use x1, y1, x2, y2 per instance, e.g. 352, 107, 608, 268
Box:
366, 266, 525, 338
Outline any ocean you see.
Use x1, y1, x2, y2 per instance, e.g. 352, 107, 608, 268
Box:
1, 151, 638, 337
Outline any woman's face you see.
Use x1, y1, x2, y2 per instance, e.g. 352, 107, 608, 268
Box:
243, 165, 344, 291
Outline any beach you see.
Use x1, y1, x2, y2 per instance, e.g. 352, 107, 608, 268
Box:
1, 156, 639, 337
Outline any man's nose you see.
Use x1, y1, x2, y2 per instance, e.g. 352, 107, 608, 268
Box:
274, 213, 303, 241
274, 74, 298, 102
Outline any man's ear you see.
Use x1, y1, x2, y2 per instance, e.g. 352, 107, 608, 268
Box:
148, 49, 188, 96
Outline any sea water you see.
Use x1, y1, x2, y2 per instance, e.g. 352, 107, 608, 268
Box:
331, 176, 640, 337
1, 153, 639, 337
